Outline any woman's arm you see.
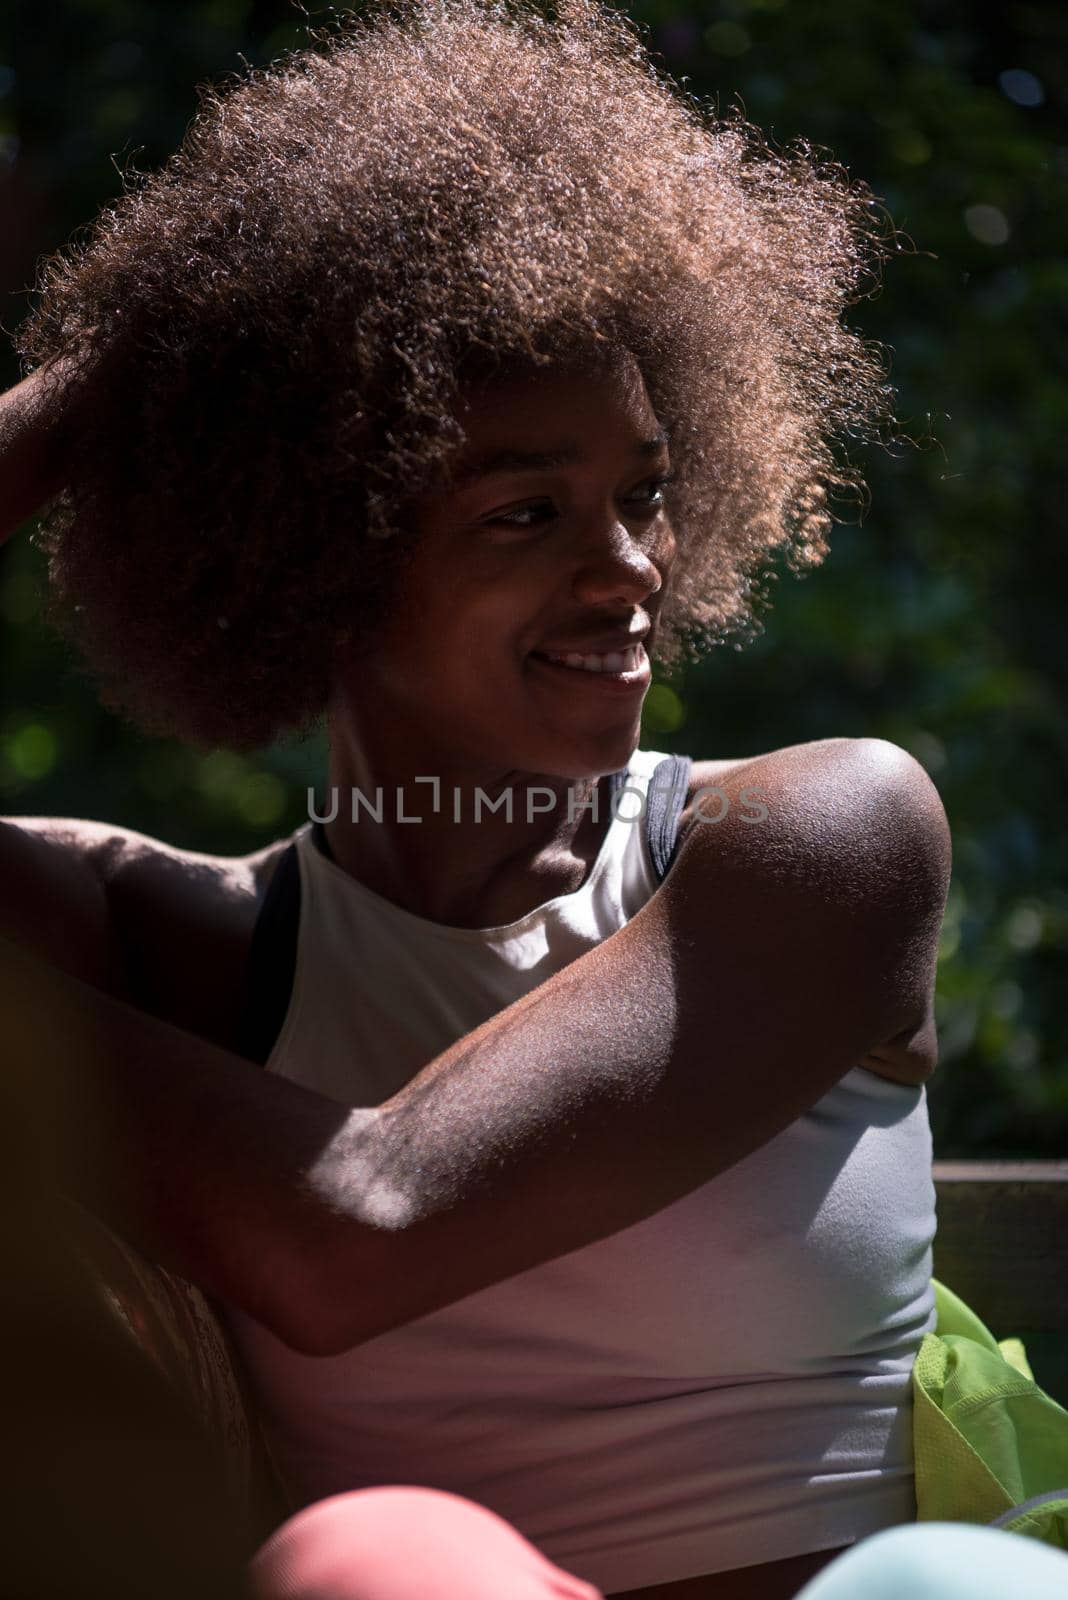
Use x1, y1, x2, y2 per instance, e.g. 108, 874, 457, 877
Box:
0, 362, 84, 542
2, 738, 950, 1357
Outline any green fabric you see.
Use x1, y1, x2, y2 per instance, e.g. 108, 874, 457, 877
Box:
913, 1278, 1068, 1549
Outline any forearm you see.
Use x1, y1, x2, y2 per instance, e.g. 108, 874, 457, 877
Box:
1, 931, 364, 1354
0, 361, 82, 543
0, 891, 843, 1362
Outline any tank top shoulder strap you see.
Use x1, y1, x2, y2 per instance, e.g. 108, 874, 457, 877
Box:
644, 752, 694, 884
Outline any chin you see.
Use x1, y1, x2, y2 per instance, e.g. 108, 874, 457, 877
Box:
524, 721, 643, 782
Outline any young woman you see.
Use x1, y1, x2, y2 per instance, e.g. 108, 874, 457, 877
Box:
2, 2, 955, 1595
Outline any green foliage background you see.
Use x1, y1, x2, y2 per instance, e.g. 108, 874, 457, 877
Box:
2, 1, 1065, 1157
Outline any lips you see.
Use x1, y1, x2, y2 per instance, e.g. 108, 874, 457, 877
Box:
528, 640, 651, 691
538, 643, 645, 674
535, 630, 651, 658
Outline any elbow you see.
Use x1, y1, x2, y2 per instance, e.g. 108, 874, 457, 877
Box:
277, 1184, 426, 1359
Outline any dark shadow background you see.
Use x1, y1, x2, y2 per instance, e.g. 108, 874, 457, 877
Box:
2, 0, 1066, 1157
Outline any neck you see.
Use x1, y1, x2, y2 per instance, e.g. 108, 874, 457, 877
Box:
320, 711, 621, 928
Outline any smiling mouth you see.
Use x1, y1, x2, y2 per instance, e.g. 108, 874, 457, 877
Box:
538, 643, 644, 673
528, 641, 651, 689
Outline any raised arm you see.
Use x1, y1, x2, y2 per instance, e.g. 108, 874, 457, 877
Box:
1, 737, 951, 1357
0, 361, 85, 543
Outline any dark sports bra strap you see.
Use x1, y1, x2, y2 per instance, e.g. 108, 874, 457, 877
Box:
236, 839, 302, 1065
645, 753, 694, 884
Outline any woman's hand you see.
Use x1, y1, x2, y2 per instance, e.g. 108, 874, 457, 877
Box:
859, 1012, 939, 1087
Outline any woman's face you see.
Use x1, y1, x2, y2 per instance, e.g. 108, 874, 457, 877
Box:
335, 351, 677, 780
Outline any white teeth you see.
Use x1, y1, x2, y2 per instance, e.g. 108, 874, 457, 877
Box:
543, 644, 644, 673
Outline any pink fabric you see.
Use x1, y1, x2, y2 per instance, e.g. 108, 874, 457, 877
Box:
249, 1486, 603, 1600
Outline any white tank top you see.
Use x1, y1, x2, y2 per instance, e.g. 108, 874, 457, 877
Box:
219, 747, 937, 1593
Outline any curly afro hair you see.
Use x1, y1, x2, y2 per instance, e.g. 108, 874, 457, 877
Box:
17, 0, 895, 751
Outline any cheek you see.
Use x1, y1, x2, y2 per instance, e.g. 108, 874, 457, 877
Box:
372, 607, 522, 706
373, 535, 547, 680
427, 583, 537, 667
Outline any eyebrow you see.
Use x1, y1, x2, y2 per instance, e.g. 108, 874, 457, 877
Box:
449, 431, 671, 488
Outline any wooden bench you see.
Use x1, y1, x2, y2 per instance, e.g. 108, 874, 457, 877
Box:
932, 1161, 1068, 1404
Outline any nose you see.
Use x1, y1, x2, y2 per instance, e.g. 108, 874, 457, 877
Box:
570, 517, 673, 607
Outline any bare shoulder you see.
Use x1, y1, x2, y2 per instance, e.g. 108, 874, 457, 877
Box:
686, 735, 943, 802
0, 813, 293, 1043
675, 738, 951, 1083
682, 737, 951, 884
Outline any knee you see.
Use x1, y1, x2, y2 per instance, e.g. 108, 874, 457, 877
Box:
796, 1522, 1068, 1600
249, 1486, 602, 1600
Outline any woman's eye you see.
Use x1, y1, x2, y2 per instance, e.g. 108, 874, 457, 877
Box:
489, 501, 555, 531
632, 472, 677, 511
486, 473, 676, 532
